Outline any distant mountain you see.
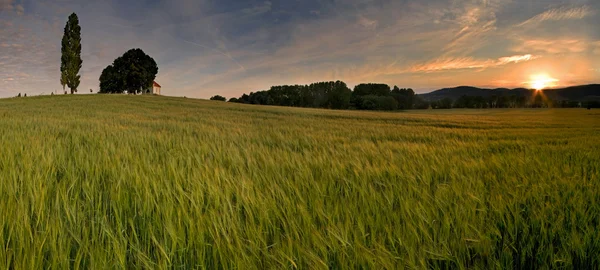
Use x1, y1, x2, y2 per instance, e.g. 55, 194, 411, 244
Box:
419, 84, 600, 102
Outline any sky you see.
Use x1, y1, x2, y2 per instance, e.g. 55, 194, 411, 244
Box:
0, 0, 599, 98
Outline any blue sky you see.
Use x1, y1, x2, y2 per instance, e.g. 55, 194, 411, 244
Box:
1, 0, 599, 98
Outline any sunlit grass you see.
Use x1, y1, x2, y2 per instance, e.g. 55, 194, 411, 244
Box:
0, 95, 599, 268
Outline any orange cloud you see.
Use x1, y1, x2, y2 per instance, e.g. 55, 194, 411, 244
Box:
514, 39, 592, 54
497, 54, 537, 64
410, 54, 537, 72
594, 41, 600, 55
357, 15, 378, 30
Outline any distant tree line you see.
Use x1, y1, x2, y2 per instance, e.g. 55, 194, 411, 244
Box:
427, 95, 598, 109
224, 80, 599, 110
228, 81, 415, 110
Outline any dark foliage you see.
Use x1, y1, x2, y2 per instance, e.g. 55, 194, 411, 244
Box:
99, 49, 158, 94
359, 95, 398, 110
391, 86, 415, 110
229, 81, 352, 109
210, 95, 227, 101
60, 13, 82, 94
225, 82, 599, 111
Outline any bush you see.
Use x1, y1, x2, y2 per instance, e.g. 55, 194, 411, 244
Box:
210, 95, 227, 101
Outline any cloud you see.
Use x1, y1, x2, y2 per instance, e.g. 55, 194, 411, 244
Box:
242, 1, 272, 16
518, 6, 594, 26
436, 2, 504, 56
0, 0, 23, 15
410, 54, 537, 72
497, 54, 537, 64
357, 15, 377, 30
514, 39, 590, 54
594, 41, 600, 55
0, 0, 13, 11
15, 4, 22, 15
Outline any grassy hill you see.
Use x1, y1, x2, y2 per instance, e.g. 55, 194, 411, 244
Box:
0, 95, 599, 268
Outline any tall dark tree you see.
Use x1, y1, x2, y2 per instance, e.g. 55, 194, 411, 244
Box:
325, 81, 352, 109
60, 13, 82, 94
391, 86, 415, 110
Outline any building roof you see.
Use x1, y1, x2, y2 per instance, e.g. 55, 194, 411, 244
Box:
153, 81, 161, 88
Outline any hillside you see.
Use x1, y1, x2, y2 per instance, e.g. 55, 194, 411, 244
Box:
419, 84, 600, 101
0, 95, 599, 268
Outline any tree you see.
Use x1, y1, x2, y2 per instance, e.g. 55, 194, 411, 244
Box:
210, 95, 227, 101
391, 86, 415, 109
60, 13, 82, 94
352, 83, 391, 109
353, 84, 391, 96
99, 65, 122, 93
325, 81, 352, 109
435, 98, 453, 109
99, 49, 158, 94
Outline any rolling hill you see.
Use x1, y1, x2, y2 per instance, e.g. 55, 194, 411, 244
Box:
419, 84, 600, 101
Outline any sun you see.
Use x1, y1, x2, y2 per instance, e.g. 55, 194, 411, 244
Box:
529, 74, 558, 90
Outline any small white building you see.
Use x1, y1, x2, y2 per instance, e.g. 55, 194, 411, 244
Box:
151, 81, 161, 95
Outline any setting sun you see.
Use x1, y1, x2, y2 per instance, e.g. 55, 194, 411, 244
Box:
529, 74, 559, 90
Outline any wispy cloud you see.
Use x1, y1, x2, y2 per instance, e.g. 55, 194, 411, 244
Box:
497, 54, 537, 64
441, 4, 499, 56
242, 1, 272, 16
15, 4, 23, 15
357, 15, 378, 30
0, 0, 14, 11
518, 6, 594, 27
513, 39, 590, 54
0, 0, 23, 15
410, 54, 537, 72
594, 41, 600, 55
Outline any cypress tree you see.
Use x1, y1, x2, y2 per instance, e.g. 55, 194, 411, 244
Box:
60, 13, 82, 94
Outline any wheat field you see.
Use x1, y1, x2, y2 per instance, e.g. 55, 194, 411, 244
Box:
0, 95, 598, 269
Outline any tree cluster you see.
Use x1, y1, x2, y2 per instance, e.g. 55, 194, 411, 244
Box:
230, 81, 352, 109
425, 94, 580, 109
226, 81, 598, 111
99, 49, 158, 94
229, 81, 415, 111
351, 84, 415, 110
210, 95, 227, 101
